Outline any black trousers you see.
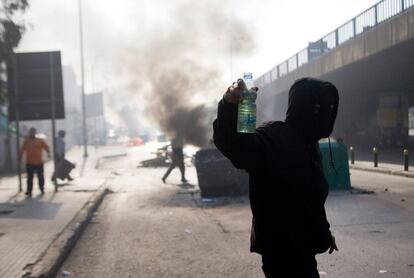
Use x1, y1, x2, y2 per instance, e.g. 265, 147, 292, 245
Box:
262, 254, 320, 278
163, 148, 185, 180
26, 164, 45, 194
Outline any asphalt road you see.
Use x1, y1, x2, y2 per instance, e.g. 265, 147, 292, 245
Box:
58, 145, 414, 278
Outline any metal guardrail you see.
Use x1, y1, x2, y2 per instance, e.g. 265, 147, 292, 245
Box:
257, 0, 414, 85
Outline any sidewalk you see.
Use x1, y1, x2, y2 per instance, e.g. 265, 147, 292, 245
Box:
0, 145, 126, 278
349, 160, 414, 178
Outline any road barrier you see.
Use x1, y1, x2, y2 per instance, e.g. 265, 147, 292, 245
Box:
373, 147, 379, 167
350, 146, 355, 164
403, 149, 409, 171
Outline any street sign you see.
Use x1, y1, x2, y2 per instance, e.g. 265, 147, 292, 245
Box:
7, 51, 65, 121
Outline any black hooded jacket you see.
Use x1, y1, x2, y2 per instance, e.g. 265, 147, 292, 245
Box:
213, 78, 339, 256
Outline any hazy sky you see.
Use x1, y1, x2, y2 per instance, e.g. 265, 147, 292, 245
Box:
17, 0, 379, 130
19, 0, 378, 91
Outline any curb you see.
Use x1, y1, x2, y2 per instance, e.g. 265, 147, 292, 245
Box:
22, 187, 110, 278
349, 165, 414, 179
95, 153, 127, 169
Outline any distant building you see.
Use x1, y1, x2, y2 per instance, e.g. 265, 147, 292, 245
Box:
85, 92, 106, 145
59, 66, 83, 146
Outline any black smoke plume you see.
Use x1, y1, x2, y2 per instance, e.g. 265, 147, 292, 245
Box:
122, 1, 255, 147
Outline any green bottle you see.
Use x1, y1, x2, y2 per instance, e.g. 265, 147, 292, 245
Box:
237, 72, 257, 133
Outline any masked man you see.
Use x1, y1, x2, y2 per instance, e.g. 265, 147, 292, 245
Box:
213, 78, 339, 278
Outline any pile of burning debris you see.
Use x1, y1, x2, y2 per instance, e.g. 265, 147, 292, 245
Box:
139, 145, 171, 168
139, 144, 194, 168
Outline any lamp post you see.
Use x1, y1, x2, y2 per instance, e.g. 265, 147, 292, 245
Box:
78, 0, 88, 157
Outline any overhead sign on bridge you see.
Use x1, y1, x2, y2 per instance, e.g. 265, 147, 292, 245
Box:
85, 92, 104, 118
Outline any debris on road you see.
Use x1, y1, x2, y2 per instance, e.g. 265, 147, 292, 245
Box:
139, 145, 171, 168
0, 210, 13, 215
379, 269, 388, 274
62, 270, 71, 276
369, 230, 384, 234
201, 198, 217, 203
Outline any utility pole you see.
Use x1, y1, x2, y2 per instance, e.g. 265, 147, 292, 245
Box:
78, 0, 88, 157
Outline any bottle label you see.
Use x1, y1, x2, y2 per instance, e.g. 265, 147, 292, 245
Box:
246, 114, 256, 124
237, 106, 256, 133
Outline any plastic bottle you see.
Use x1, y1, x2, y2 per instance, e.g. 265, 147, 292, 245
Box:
237, 72, 257, 133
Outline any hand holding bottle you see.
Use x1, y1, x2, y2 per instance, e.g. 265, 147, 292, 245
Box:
224, 78, 258, 104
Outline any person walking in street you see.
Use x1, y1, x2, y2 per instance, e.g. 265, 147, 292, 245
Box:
213, 78, 339, 278
162, 136, 187, 183
20, 127, 51, 197
51, 130, 74, 182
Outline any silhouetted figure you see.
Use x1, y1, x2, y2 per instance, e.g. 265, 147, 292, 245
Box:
51, 130, 74, 182
162, 137, 187, 183
213, 78, 339, 278
20, 128, 51, 197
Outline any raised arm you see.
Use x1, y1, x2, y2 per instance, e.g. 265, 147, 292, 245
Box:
213, 80, 264, 172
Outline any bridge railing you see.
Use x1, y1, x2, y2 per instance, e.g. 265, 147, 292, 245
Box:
257, 0, 414, 86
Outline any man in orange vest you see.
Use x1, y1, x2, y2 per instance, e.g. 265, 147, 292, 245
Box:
20, 127, 51, 197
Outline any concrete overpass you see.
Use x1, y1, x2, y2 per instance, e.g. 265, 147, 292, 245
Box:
256, 0, 414, 148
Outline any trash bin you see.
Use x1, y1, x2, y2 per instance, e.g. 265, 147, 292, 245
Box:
319, 140, 351, 190
194, 148, 249, 197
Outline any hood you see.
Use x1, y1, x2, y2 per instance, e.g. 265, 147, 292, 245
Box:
285, 78, 339, 142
